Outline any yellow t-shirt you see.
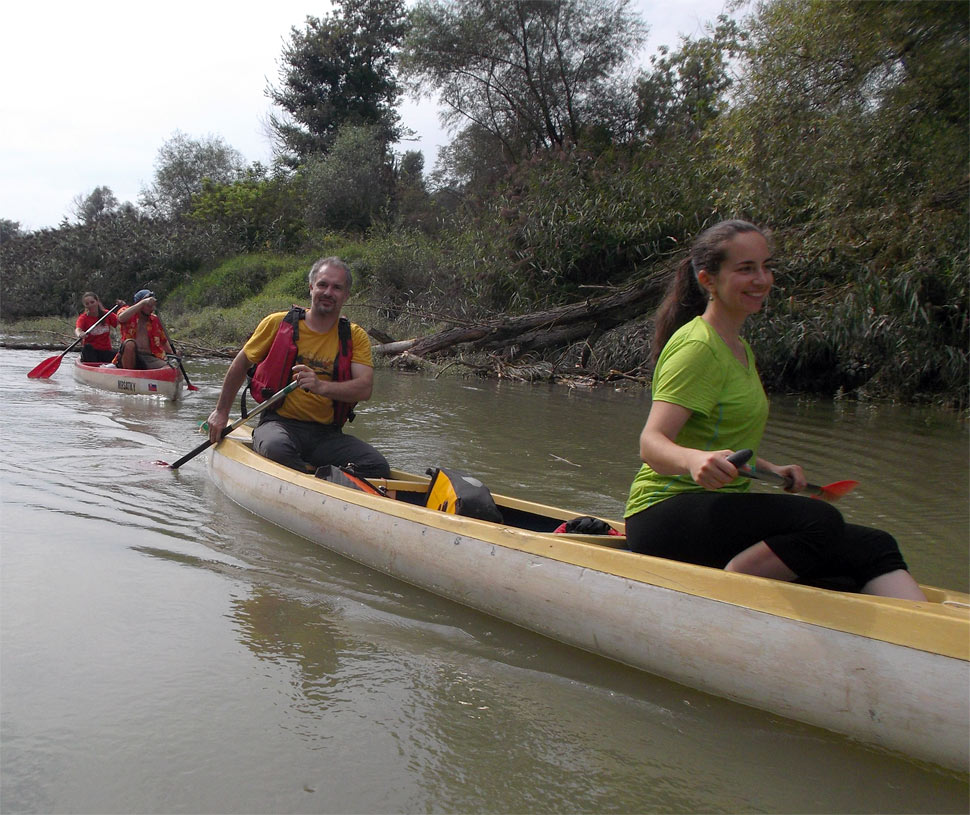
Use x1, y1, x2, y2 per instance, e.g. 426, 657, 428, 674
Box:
243, 312, 373, 424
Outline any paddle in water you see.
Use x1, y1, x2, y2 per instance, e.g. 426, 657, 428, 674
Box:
727, 449, 858, 502
27, 304, 121, 379
154, 313, 199, 391
163, 381, 299, 469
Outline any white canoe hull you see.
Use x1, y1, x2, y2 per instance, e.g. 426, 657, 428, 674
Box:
73, 361, 182, 400
209, 436, 970, 771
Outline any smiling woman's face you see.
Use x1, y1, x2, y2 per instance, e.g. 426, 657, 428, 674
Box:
700, 231, 774, 319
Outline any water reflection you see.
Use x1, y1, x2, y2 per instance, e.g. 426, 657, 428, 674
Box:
215, 554, 970, 813
233, 587, 343, 683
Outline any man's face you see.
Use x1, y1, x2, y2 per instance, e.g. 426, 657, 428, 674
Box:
309, 265, 349, 317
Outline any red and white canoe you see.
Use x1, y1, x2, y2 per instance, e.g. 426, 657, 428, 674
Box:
73, 360, 183, 400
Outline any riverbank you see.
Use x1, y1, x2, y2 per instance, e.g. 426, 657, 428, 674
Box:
6, 299, 967, 410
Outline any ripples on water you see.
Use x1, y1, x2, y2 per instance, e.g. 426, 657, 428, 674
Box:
1, 350, 967, 813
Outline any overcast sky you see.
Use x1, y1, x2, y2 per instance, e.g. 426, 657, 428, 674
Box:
1, 0, 731, 232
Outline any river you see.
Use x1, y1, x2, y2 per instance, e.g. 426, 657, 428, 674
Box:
1, 348, 967, 813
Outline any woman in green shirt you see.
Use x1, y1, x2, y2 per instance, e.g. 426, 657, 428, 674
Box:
624, 220, 925, 601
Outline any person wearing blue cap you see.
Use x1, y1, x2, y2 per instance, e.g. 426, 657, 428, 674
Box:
115, 289, 177, 369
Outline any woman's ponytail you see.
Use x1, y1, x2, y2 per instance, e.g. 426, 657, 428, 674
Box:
650, 259, 707, 366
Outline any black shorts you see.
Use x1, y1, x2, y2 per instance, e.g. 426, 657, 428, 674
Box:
80, 346, 116, 364
624, 491, 908, 589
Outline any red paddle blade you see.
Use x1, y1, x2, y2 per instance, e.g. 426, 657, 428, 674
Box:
27, 355, 63, 379
816, 480, 859, 501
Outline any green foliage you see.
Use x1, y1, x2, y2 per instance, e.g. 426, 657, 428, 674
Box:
303, 124, 394, 231
0, 219, 22, 242
165, 253, 315, 311
141, 131, 246, 218
71, 186, 120, 225
391, 150, 437, 231
634, 15, 743, 143
0, 211, 233, 320
428, 123, 510, 195
349, 229, 441, 303
447, 141, 717, 309
715, 0, 968, 224
188, 164, 308, 252
267, 0, 406, 165
714, 0, 969, 404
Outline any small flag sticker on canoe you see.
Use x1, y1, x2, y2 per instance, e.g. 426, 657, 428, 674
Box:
149, 383, 157, 392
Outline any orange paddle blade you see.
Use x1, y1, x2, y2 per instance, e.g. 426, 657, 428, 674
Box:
815, 480, 859, 501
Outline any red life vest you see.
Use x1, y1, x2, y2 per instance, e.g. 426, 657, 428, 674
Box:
244, 306, 356, 427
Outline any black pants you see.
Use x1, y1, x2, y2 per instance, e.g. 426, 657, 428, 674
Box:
253, 413, 390, 478
625, 492, 908, 590
80, 345, 115, 363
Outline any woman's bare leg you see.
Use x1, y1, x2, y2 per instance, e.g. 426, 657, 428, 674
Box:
861, 569, 927, 601
724, 542, 798, 581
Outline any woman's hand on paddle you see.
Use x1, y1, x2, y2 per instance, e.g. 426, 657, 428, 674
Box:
689, 449, 743, 490
758, 460, 807, 493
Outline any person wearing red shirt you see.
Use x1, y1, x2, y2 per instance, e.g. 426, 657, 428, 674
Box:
75, 292, 121, 364
116, 289, 177, 369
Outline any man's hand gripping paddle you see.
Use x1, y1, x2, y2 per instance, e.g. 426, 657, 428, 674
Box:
161, 381, 298, 469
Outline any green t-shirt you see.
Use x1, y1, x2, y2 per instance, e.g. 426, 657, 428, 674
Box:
624, 316, 769, 517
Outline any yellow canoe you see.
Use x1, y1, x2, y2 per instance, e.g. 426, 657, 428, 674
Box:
208, 431, 969, 771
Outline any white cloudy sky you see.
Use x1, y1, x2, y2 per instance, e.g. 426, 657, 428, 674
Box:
1, 0, 731, 231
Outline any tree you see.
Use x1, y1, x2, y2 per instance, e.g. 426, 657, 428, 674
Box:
716, 0, 968, 224
401, 0, 647, 162
634, 16, 743, 144
0, 219, 22, 243
715, 0, 969, 401
303, 123, 393, 231
429, 122, 509, 195
188, 163, 308, 252
267, 0, 406, 166
72, 186, 120, 225
140, 131, 245, 218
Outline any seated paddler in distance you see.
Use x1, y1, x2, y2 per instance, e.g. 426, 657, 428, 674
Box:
115, 289, 178, 370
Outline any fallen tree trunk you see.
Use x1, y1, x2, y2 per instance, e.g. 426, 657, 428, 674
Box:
404, 276, 664, 360
372, 338, 418, 356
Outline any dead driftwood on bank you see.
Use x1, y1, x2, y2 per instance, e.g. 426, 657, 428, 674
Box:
379, 277, 663, 384
402, 278, 661, 359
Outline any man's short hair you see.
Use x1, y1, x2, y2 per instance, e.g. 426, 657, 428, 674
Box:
308, 257, 352, 290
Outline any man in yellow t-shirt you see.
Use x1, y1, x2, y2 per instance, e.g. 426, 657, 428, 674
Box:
206, 257, 390, 477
